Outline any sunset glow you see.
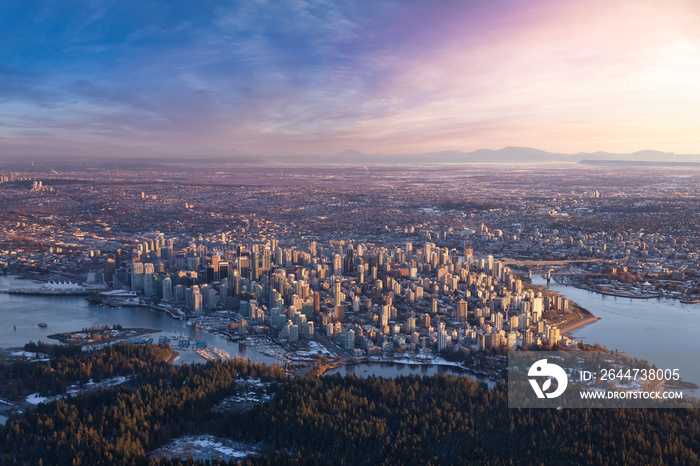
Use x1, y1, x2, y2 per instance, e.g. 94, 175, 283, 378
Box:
1, 0, 699, 158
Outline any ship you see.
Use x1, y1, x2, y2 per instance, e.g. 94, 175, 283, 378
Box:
38, 322, 48, 328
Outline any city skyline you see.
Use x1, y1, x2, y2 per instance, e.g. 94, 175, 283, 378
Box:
2, 0, 700, 159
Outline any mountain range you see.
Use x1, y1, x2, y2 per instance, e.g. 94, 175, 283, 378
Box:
267, 147, 700, 165
2, 145, 699, 166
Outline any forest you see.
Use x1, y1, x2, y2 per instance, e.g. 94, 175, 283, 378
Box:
1, 343, 699, 465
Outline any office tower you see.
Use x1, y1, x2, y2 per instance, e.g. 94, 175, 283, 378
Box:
219, 261, 229, 282
345, 329, 355, 351
334, 254, 342, 275
104, 258, 116, 285
421, 313, 430, 328
144, 273, 156, 298
549, 326, 561, 346
131, 262, 144, 292
262, 247, 271, 272
313, 291, 320, 312
457, 300, 468, 322
206, 286, 218, 310
381, 305, 390, 327
334, 279, 343, 307
494, 312, 503, 331
211, 254, 221, 281
438, 329, 448, 351
162, 276, 173, 301
344, 247, 354, 274
275, 247, 283, 266
191, 286, 203, 314
251, 252, 260, 281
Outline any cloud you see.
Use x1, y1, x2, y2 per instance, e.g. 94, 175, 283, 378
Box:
0, 0, 699, 157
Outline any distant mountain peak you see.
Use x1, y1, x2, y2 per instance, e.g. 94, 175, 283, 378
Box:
333, 149, 368, 157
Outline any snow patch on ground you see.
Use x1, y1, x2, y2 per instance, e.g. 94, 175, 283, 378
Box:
25, 393, 51, 405
294, 341, 334, 357
367, 354, 466, 368
11, 351, 49, 359
148, 435, 259, 461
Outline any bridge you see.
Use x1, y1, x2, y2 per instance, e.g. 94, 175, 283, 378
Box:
502, 259, 608, 267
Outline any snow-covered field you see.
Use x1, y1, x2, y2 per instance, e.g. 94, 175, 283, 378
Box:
26, 375, 132, 405
25, 393, 51, 405
148, 435, 259, 461
11, 351, 50, 361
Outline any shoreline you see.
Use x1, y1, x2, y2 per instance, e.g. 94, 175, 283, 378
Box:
166, 350, 180, 364
558, 316, 601, 334
315, 356, 499, 382
47, 327, 160, 346
554, 280, 664, 300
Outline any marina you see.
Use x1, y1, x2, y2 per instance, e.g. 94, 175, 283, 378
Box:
0, 275, 277, 366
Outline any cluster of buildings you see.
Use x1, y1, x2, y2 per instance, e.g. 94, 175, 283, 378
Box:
3, 163, 700, 360
99, 232, 578, 358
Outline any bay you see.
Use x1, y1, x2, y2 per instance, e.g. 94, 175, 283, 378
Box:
0, 275, 276, 365
326, 361, 496, 387
532, 275, 700, 395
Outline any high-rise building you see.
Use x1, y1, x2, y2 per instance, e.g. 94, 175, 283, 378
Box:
437, 329, 448, 351
251, 252, 260, 281
262, 247, 271, 272
192, 286, 203, 314
206, 287, 218, 310
380, 305, 390, 327
549, 326, 561, 346
334, 254, 343, 275
334, 279, 343, 307
289, 324, 299, 341
211, 254, 221, 281
162, 276, 173, 302
144, 273, 156, 298
457, 300, 468, 322
131, 262, 144, 291
344, 248, 354, 274
345, 329, 355, 351
104, 258, 116, 285
407, 317, 416, 332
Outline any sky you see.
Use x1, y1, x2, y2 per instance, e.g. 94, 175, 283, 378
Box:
1, 0, 699, 159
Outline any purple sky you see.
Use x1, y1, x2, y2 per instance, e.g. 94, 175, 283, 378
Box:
1, 0, 699, 159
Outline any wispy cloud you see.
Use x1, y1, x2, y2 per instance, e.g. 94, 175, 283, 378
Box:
0, 0, 699, 157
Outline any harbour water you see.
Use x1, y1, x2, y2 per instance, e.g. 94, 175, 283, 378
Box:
531, 276, 700, 352
532, 276, 700, 394
0, 275, 276, 365
4, 274, 699, 387
326, 362, 496, 387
